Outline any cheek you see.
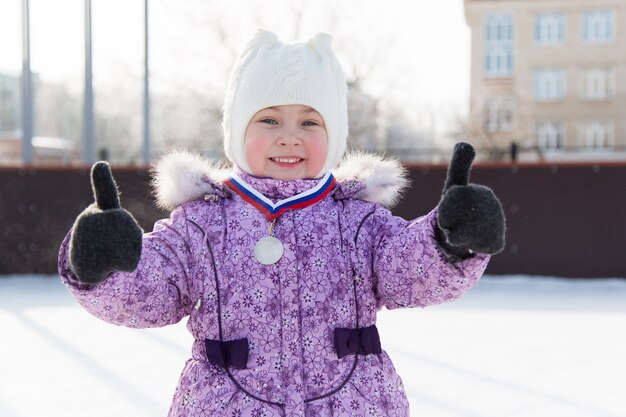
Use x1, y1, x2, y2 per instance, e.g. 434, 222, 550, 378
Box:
243, 132, 269, 171
307, 135, 328, 167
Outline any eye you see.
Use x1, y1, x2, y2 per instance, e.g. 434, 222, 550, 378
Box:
260, 118, 278, 125
302, 120, 320, 127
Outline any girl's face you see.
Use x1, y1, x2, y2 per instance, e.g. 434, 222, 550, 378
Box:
244, 105, 328, 180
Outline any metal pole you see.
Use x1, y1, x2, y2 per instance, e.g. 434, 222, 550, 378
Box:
142, 0, 151, 165
21, 0, 33, 164
83, 0, 94, 164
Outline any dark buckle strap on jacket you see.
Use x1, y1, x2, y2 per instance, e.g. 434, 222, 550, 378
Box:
205, 338, 249, 369
334, 324, 382, 359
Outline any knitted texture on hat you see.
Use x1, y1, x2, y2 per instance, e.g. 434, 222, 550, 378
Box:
222, 30, 348, 178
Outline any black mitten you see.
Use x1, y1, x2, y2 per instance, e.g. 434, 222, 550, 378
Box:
69, 162, 143, 284
435, 142, 506, 262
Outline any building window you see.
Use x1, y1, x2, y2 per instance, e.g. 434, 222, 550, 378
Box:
535, 13, 565, 46
484, 97, 515, 132
580, 68, 614, 100
582, 10, 614, 44
535, 121, 564, 150
533, 69, 566, 101
579, 122, 613, 148
484, 14, 514, 76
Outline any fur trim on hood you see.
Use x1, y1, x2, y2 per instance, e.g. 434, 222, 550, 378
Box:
332, 152, 409, 208
152, 150, 409, 211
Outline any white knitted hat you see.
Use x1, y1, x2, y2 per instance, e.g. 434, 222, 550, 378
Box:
222, 30, 348, 178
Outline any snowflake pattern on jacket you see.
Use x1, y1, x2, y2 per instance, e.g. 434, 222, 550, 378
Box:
58, 152, 489, 417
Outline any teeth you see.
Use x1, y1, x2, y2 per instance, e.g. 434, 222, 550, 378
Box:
272, 157, 301, 163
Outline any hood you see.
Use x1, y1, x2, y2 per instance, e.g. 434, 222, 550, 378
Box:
152, 150, 409, 211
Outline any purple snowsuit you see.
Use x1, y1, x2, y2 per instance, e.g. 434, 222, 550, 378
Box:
59, 153, 489, 416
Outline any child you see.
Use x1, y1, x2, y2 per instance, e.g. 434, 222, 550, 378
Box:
59, 30, 505, 417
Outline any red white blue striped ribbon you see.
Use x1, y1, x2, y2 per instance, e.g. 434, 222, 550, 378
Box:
224, 172, 336, 220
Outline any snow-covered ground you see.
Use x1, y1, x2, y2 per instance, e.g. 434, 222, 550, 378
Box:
1, 275, 625, 417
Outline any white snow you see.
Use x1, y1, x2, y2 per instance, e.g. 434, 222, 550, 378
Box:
1, 275, 625, 417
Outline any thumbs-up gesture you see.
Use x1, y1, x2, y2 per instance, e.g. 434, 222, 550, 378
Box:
69, 162, 143, 284
435, 142, 506, 261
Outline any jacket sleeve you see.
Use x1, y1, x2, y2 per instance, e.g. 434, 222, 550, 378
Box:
58, 205, 197, 328
366, 205, 490, 310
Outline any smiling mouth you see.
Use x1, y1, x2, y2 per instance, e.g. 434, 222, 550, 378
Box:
270, 157, 304, 164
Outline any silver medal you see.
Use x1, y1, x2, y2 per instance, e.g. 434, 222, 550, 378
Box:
254, 236, 284, 265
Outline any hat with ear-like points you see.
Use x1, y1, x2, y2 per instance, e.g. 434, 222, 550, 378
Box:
222, 29, 348, 178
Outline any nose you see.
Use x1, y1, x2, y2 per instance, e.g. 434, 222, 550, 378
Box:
277, 129, 302, 146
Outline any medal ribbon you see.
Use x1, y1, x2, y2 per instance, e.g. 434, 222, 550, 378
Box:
224, 172, 336, 220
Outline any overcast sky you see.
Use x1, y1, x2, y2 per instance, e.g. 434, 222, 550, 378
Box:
0, 0, 471, 131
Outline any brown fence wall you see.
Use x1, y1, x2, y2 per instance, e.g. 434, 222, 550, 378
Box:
1, 162, 624, 278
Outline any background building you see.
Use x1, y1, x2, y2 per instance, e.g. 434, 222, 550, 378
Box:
464, 0, 626, 161
0, 73, 74, 164
0, 73, 20, 132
